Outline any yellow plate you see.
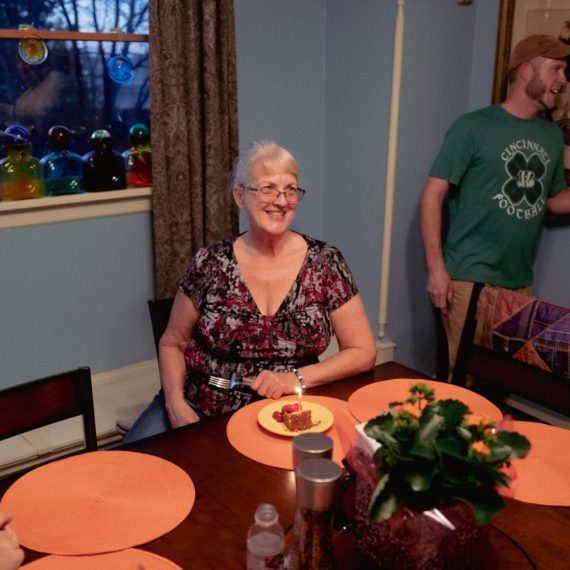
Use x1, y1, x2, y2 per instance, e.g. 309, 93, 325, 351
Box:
257, 400, 334, 436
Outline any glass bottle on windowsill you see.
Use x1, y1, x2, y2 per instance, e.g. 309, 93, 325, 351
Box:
41, 125, 84, 196
81, 129, 126, 192
247, 503, 285, 570
122, 123, 152, 188
0, 124, 45, 201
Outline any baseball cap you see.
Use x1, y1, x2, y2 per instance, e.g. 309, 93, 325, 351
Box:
508, 34, 570, 71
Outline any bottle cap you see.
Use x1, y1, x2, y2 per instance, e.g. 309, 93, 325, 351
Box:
254, 503, 278, 526
48, 126, 71, 150
295, 458, 342, 511
292, 433, 333, 470
1, 124, 31, 146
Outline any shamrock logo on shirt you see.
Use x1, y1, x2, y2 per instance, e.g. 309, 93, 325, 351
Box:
502, 151, 544, 205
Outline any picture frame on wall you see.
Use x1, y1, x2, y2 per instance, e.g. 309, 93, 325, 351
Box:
493, 0, 570, 102
493, 0, 570, 178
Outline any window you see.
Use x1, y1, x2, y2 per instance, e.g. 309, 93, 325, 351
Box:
0, 1, 149, 158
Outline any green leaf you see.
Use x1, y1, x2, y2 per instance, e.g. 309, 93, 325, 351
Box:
404, 466, 434, 491
408, 443, 436, 460
436, 436, 465, 459
365, 414, 394, 438
438, 399, 470, 429
496, 431, 531, 459
417, 413, 444, 444
368, 473, 398, 521
456, 426, 472, 441
486, 444, 512, 463
452, 486, 504, 525
370, 493, 399, 522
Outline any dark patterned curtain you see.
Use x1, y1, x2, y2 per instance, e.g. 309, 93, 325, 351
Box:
149, 0, 239, 298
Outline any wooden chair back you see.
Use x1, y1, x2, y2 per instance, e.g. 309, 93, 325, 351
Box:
0, 367, 97, 451
452, 284, 570, 417
147, 297, 174, 358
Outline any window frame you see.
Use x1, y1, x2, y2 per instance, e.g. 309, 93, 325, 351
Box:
0, 27, 151, 229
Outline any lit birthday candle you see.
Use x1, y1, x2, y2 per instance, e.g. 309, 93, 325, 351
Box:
295, 386, 303, 411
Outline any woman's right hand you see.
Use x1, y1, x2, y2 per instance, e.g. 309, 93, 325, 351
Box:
165, 398, 200, 428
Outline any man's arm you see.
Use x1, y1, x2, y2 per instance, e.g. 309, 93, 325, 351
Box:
420, 176, 453, 314
547, 188, 570, 214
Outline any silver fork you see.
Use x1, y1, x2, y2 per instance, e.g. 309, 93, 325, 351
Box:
208, 375, 255, 390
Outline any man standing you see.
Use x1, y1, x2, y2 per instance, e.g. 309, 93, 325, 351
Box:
420, 35, 570, 376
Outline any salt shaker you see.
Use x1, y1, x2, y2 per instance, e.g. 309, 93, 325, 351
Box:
287, 458, 343, 570
292, 433, 333, 471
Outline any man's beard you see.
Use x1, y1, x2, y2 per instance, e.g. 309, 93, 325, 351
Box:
525, 75, 554, 109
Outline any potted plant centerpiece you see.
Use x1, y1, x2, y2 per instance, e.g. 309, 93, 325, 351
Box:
345, 383, 531, 569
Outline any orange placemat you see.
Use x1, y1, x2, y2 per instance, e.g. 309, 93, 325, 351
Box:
21, 548, 183, 569
508, 421, 570, 506
227, 396, 357, 470
348, 378, 503, 423
0, 450, 195, 555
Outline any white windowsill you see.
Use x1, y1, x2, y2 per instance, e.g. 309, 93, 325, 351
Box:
0, 187, 152, 230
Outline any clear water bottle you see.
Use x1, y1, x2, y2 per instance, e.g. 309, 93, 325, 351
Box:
247, 503, 285, 570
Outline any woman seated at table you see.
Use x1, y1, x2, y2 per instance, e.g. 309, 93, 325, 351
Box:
123, 140, 376, 442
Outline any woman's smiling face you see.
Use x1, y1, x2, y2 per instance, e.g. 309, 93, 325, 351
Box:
235, 161, 299, 238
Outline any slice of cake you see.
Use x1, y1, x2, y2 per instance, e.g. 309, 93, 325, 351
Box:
282, 407, 313, 432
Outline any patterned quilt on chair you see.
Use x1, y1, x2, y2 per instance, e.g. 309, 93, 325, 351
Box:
476, 286, 570, 380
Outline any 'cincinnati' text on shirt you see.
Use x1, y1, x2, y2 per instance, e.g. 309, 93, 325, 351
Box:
501, 139, 551, 165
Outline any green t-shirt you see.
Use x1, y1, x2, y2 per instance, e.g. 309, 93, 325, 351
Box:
430, 105, 566, 288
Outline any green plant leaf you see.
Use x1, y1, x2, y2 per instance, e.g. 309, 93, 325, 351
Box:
438, 399, 470, 429
452, 486, 504, 525
456, 426, 472, 441
417, 413, 444, 444
368, 473, 399, 521
496, 431, 531, 459
404, 465, 434, 491
408, 442, 436, 460
486, 444, 512, 463
435, 436, 465, 459
365, 414, 394, 438
370, 493, 399, 522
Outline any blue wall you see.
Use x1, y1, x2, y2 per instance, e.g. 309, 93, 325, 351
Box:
234, 0, 326, 235
0, 214, 155, 388
2, 0, 568, 388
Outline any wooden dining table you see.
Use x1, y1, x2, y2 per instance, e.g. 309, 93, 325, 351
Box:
2, 361, 570, 569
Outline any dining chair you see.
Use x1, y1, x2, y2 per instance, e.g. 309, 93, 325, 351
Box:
0, 367, 98, 454
147, 297, 174, 358
452, 283, 570, 418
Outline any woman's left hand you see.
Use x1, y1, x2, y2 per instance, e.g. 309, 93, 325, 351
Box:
249, 370, 299, 399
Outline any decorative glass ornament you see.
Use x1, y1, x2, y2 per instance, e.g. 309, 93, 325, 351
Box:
18, 35, 48, 65
107, 55, 135, 84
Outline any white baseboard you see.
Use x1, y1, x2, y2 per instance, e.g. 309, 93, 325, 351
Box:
91, 359, 159, 386
376, 339, 396, 364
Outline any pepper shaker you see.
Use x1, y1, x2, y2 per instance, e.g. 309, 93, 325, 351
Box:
292, 433, 333, 471
287, 458, 342, 570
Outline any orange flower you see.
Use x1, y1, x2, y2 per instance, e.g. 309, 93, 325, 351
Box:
471, 441, 491, 456
465, 413, 495, 429
395, 402, 421, 419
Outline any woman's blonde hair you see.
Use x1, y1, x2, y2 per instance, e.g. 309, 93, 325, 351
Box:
230, 140, 299, 190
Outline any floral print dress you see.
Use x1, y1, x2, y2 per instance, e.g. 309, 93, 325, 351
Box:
179, 233, 358, 416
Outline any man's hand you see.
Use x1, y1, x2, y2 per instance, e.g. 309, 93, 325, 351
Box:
427, 265, 453, 314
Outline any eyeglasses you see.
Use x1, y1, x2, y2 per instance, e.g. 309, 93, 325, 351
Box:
242, 185, 306, 204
